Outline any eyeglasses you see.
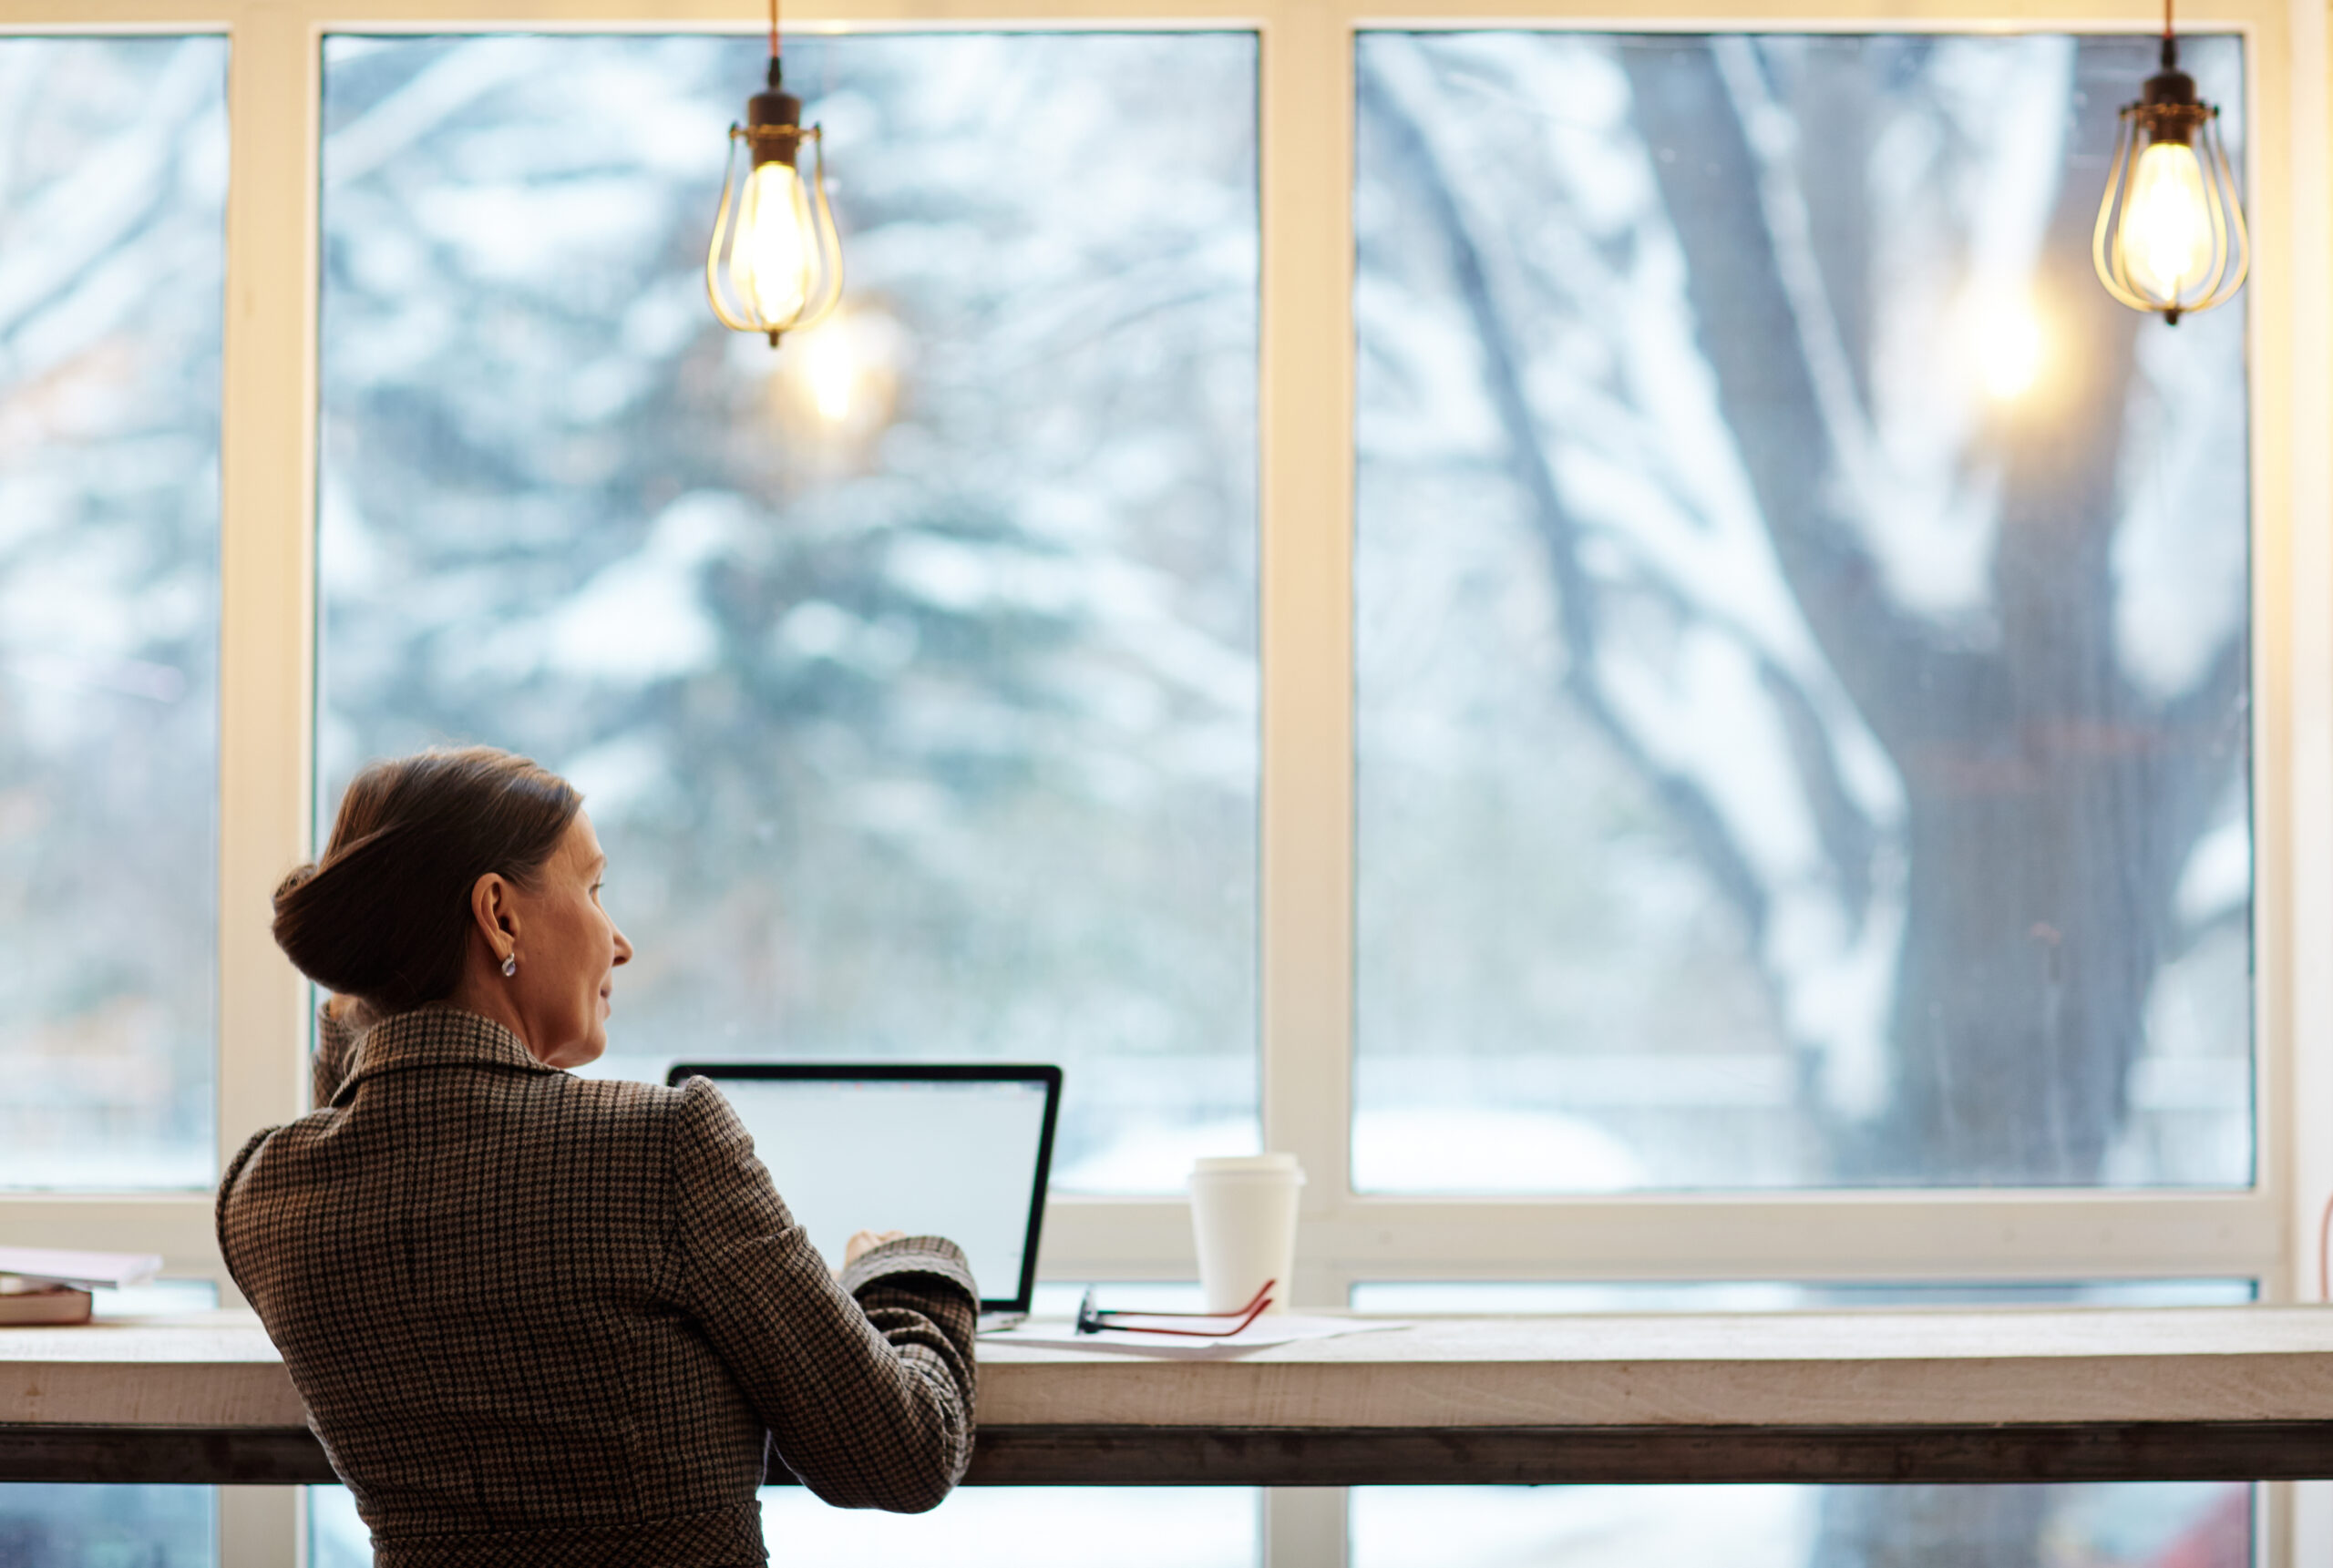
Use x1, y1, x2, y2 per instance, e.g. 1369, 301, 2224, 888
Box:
1074, 1280, 1275, 1337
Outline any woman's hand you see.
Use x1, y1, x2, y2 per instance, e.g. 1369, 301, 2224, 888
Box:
840, 1229, 907, 1274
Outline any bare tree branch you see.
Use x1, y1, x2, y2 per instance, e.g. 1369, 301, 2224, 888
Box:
1358, 49, 1773, 942
1623, 42, 1982, 759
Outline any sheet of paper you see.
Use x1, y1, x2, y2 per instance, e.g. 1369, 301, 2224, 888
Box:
0, 1246, 164, 1291
980, 1315, 1411, 1358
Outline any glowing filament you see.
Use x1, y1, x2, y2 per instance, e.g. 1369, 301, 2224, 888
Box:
2121, 140, 2215, 302
730, 161, 815, 326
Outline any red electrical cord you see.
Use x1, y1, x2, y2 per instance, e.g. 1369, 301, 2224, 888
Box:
768, 0, 781, 65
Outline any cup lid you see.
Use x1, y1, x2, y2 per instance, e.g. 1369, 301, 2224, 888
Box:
1189, 1153, 1304, 1177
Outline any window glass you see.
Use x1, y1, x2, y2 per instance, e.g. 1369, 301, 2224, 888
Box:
1353, 33, 2251, 1192
0, 36, 226, 1189
1032, 1280, 1205, 1315
90, 1278, 221, 1317
1351, 1482, 2246, 1568
313, 1483, 1257, 1567
1349, 1278, 2256, 1312
317, 35, 1260, 1192
1347, 1280, 2249, 1568
0, 1485, 214, 1567
755, 1487, 1257, 1568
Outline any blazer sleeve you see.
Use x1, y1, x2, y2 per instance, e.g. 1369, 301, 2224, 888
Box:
213, 1123, 274, 1304
663, 1075, 979, 1512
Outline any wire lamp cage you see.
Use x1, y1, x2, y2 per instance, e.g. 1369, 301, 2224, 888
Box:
706, 0, 844, 346
2091, 0, 2248, 323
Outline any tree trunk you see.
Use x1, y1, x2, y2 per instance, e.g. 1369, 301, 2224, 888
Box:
1621, 38, 2196, 1187
1622, 36, 2233, 1565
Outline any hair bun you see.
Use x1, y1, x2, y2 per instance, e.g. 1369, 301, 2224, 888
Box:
272, 843, 406, 1002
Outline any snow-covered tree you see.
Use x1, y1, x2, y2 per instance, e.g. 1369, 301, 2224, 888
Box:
318, 35, 1261, 1186
0, 37, 226, 1187
1356, 33, 2249, 1190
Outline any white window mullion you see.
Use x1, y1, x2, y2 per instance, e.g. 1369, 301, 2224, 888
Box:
2278, 0, 2333, 1553
216, 1, 320, 1191
1259, 0, 1359, 1305
219, 1486, 300, 1568
2276, 0, 2333, 1310
1321, 1192, 2282, 1281
2237, 0, 2305, 1317
0, 1194, 221, 1279
1041, 1190, 2279, 1286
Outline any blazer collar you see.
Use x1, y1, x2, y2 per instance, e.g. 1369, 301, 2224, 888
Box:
333, 1007, 560, 1105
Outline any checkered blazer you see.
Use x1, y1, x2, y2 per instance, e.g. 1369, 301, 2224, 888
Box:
218, 1005, 979, 1568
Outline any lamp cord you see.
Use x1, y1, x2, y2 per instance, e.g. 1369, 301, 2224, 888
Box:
769, 0, 781, 64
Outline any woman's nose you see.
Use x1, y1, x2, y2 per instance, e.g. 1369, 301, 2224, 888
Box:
612, 927, 634, 966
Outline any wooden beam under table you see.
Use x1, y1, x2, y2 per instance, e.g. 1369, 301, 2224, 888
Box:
7, 1420, 2333, 1486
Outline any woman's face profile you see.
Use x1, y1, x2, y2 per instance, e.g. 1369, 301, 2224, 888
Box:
473, 811, 633, 1069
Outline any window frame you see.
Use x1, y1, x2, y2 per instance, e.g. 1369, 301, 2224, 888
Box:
0, 2, 2326, 1565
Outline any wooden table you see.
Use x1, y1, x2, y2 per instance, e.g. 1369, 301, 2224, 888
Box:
7, 1307, 2333, 1486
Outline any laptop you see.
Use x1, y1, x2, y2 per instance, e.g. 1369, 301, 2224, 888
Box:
666, 1061, 1062, 1327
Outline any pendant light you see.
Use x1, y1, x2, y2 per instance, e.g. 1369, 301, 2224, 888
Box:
2091, 0, 2248, 324
706, 0, 843, 347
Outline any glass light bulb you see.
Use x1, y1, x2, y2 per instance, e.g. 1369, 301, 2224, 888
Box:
2121, 139, 2214, 302
730, 159, 815, 325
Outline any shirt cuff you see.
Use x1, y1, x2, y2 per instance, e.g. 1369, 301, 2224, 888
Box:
840, 1235, 980, 1304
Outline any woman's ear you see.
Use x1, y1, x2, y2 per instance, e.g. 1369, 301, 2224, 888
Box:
468, 871, 519, 953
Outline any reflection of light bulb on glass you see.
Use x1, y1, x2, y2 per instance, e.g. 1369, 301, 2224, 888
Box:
2122, 139, 2214, 302
765, 308, 902, 451
729, 160, 815, 325
1979, 294, 2044, 402
1957, 284, 2046, 403
802, 322, 856, 423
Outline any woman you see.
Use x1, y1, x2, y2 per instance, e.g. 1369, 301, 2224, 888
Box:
217, 746, 977, 1568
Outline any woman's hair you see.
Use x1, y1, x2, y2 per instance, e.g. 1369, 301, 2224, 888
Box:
272, 746, 583, 1018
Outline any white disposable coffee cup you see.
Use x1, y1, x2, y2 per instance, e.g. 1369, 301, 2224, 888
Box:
1187, 1153, 1304, 1315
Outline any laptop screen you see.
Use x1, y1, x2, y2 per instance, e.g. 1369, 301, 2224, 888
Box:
669, 1065, 1061, 1311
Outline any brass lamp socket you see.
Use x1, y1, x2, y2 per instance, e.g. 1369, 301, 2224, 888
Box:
2137, 37, 2211, 144
745, 58, 806, 168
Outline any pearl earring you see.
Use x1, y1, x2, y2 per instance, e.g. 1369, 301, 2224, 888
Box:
501, 952, 518, 978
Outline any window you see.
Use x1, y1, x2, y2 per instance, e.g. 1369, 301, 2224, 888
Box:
0, 1485, 214, 1567
316, 32, 1260, 1193
0, 35, 226, 1189
0, 2, 2318, 1565
314, 1482, 1260, 1566
1350, 1481, 2247, 1568
1353, 32, 2252, 1193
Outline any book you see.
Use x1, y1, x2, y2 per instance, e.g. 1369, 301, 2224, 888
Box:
0, 1279, 93, 1327
0, 1246, 162, 1291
